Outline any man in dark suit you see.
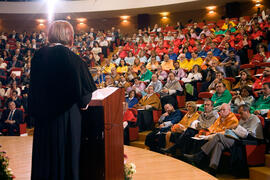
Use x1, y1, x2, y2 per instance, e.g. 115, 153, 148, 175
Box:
7, 56, 22, 71
12, 48, 23, 61
0, 101, 23, 136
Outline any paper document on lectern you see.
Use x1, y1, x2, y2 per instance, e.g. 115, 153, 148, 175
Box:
91, 87, 119, 100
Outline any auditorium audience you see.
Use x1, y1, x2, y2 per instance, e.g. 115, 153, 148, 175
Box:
162, 99, 219, 155
185, 104, 263, 176
1, 12, 270, 176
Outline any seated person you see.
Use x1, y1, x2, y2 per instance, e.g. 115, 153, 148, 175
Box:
185, 104, 263, 176
253, 67, 270, 91
103, 58, 115, 73
5, 90, 22, 108
104, 75, 115, 87
145, 103, 182, 152
201, 51, 219, 70
200, 82, 232, 111
182, 64, 202, 83
146, 56, 159, 71
189, 52, 204, 69
160, 72, 183, 110
163, 101, 200, 151
7, 56, 22, 72
206, 103, 238, 135
125, 66, 138, 82
221, 18, 236, 30
117, 75, 130, 91
177, 53, 189, 71
147, 74, 163, 93
139, 65, 153, 82
232, 70, 254, 91
208, 71, 231, 92
110, 67, 121, 84
231, 86, 255, 113
200, 59, 220, 92
251, 82, 270, 116
125, 90, 138, 109
127, 77, 146, 96
183, 64, 203, 100
0, 58, 7, 70
133, 86, 161, 131
155, 65, 168, 81
131, 57, 142, 74
171, 61, 186, 81
116, 59, 128, 73
94, 69, 106, 88
0, 101, 23, 136
124, 51, 135, 65
161, 54, 175, 71
6, 72, 21, 86
219, 50, 240, 77
251, 44, 269, 64
5, 81, 21, 97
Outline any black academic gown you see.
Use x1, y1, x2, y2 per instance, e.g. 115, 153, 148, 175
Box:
29, 45, 97, 180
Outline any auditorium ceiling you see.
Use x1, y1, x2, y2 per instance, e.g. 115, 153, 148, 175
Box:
0, 0, 251, 20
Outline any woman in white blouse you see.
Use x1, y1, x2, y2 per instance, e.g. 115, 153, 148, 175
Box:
182, 65, 202, 83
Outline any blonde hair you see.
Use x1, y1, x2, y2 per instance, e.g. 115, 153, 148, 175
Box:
48, 20, 74, 46
186, 101, 197, 112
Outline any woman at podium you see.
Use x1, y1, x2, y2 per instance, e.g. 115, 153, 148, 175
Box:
29, 20, 97, 180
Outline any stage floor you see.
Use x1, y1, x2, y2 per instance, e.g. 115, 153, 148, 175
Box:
0, 136, 216, 180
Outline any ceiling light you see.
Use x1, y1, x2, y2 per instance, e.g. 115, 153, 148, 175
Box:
120, 16, 130, 20
206, 6, 216, 10
209, 10, 215, 14
36, 19, 45, 23
77, 18, 86, 22
160, 12, 169, 17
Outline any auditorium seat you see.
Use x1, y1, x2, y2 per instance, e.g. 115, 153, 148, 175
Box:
240, 64, 256, 75
224, 77, 236, 84
255, 62, 270, 74
197, 92, 213, 104
223, 115, 266, 167
127, 108, 139, 141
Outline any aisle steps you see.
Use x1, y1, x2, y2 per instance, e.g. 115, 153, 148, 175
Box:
249, 154, 270, 180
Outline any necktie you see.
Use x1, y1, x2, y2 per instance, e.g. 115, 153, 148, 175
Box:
8, 110, 14, 120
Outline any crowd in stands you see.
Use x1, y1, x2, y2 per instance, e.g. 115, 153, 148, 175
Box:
120, 9, 270, 177
0, 7, 270, 177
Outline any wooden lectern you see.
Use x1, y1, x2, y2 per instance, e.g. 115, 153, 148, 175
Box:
80, 87, 124, 180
